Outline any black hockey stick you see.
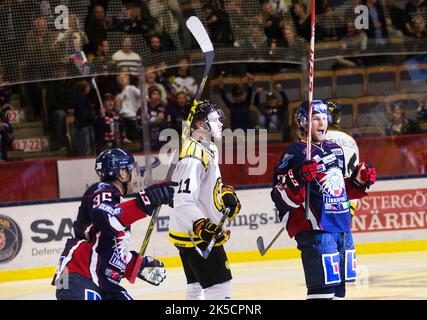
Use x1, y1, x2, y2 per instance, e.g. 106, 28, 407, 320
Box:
189, 208, 230, 259
129, 16, 214, 283
256, 227, 285, 256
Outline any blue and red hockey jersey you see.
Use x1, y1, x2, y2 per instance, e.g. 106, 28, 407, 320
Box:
271, 140, 367, 238
52, 182, 147, 293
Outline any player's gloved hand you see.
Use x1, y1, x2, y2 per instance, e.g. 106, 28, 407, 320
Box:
350, 162, 377, 191
285, 160, 318, 191
221, 184, 241, 221
136, 180, 178, 215
137, 256, 166, 286
193, 218, 229, 245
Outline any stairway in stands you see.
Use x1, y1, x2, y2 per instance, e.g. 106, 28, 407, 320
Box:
6, 93, 67, 161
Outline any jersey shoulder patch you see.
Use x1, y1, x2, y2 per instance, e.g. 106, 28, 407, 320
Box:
179, 138, 212, 169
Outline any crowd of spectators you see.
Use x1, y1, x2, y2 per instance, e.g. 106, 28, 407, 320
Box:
0, 0, 426, 158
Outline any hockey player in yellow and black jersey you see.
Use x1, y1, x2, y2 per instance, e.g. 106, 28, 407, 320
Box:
168, 101, 241, 299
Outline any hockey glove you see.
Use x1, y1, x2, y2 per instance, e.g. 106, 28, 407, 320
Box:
137, 256, 166, 286
285, 160, 318, 191
193, 218, 229, 245
135, 180, 178, 216
221, 184, 241, 221
350, 162, 377, 191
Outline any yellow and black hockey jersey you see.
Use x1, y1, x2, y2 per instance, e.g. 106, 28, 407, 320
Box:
168, 138, 225, 247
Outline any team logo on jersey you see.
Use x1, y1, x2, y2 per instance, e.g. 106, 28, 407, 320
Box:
319, 167, 345, 197
214, 177, 223, 212
0, 215, 22, 264
331, 148, 344, 156
109, 231, 131, 272
278, 153, 294, 170
338, 159, 344, 169
319, 168, 349, 214
322, 252, 341, 285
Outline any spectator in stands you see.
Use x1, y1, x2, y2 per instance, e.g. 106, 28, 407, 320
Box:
0, 111, 13, 161
91, 39, 113, 73
242, 23, 270, 73
137, 85, 168, 151
114, 1, 155, 38
25, 15, 60, 120
224, 0, 250, 47
167, 91, 190, 135
46, 67, 73, 151
417, 96, 427, 123
384, 0, 411, 36
147, 0, 182, 42
291, 1, 311, 41
365, 0, 388, 46
277, 23, 305, 48
218, 72, 254, 131
261, 1, 283, 46
149, 34, 174, 53
169, 58, 198, 97
202, 2, 235, 47
72, 80, 96, 156
0, 66, 12, 110
411, 16, 427, 39
254, 83, 290, 134
156, 62, 174, 94
116, 72, 141, 142
338, 20, 368, 66
405, 0, 427, 25
385, 105, 422, 136
85, 4, 112, 54
94, 93, 123, 154
112, 36, 142, 76
265, 0, 289, 16
55, 13, 89, 56
319, 4, 344, 41
146, 66, 168, 105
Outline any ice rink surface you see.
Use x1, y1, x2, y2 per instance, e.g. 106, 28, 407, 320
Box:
1, 251, 426, 300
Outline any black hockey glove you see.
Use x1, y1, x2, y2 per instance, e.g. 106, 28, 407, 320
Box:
221, 184, 241, 221
137, 256, 166, 286
285, 160, 318, 192
135, 180, 178, 216
193, 218, 229, 245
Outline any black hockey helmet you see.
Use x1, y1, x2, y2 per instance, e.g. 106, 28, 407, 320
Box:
193, 100, 225, 125
327, 101, 342, 126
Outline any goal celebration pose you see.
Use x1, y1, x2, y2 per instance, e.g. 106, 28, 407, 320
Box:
271, 100, 377, 299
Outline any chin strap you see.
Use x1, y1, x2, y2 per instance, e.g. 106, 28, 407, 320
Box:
119, 170, 132, 195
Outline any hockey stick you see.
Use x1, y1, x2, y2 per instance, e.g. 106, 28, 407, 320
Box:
129, 16, 214, 284
304, 0, 316, 220
189, 208, 230, 259
257, 227, 285, 256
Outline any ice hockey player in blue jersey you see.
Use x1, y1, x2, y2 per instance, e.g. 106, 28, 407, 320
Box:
271, 100, 377, 300
52, 148, 177, 300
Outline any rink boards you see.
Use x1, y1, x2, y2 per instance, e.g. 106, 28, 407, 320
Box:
0, 178, 426, 282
